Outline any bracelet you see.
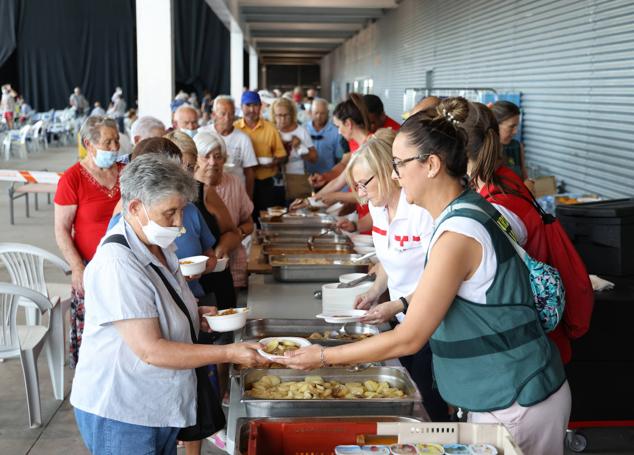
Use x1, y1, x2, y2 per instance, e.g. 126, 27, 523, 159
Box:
399, 296, 409, 314
320, 346, 328, 368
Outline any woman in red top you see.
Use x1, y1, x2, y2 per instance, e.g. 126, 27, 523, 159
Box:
54, 116, 122, 367
460, 100, 571, 363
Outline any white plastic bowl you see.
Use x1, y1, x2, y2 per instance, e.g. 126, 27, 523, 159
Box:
339, 273, 367, 284
258, 156, 274, 165
355, 246, 376, 255
203, 307, 249, 332
321, 281, 373, 314
179, 255, 208, 276
350, 234, 374, 246
325, 201, 344, 215
308, 197, 327, 208
316, 309, 368, 324
212, 257, 229, 273
257, 337, 311, 361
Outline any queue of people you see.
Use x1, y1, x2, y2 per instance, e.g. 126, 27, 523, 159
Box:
50, 86, 581, 455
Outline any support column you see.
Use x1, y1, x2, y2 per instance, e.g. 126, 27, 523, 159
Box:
230, 21, 244, 102
249, 46, 258, 90
136, 0, 174, 126
261, 65, 267, 91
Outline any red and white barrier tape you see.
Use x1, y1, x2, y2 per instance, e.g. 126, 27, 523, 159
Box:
0, 169, 63, 184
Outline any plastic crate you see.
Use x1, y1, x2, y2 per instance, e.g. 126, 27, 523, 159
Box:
378, 422, 522, 454
241, 418, 522, 455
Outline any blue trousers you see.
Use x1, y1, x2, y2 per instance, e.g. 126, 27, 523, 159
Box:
75, 408, 179, 455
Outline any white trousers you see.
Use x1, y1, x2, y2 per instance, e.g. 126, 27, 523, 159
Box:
468, 381, 571, 455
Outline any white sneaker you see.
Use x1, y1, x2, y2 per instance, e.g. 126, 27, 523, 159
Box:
207, 429, 228, 452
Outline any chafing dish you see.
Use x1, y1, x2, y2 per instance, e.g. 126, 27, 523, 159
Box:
269, 254, 370, 282
240, 367, 421, 418
230, 319, 381, 378
260, 215, 336, 232
262, 243, 354, 258
239, 318, 380, 344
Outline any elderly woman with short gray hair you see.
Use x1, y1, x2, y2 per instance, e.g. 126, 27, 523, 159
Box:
195, 131, 254, 288
54, 115, 122, 367
71, 155, 266, 455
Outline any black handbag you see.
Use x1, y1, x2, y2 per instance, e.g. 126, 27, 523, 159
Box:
103, 235, 226, 441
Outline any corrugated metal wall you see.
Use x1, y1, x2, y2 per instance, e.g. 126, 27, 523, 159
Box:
321, 0, 634, 198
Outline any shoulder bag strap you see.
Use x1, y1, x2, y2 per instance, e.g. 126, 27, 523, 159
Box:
102, 234, 198, 343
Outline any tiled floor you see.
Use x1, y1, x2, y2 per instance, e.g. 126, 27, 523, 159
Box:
1, 144, 633, 454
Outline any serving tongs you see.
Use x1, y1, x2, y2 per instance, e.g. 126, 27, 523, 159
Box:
336, 272, 376, 289
307, 228, 341, 250
351, 251, 377, 263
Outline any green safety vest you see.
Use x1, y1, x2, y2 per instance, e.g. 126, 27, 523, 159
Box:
428, 190, 565, 412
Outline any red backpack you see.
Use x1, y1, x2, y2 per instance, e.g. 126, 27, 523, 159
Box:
483, 178, 594, 362
531, 199, 594, 339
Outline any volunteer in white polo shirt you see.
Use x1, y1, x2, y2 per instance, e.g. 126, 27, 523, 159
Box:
343, 128, 449, 421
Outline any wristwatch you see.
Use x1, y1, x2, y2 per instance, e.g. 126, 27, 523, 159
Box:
399, 296, 409, 314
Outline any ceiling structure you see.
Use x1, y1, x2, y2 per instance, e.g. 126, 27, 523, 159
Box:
238, 0, 400, 66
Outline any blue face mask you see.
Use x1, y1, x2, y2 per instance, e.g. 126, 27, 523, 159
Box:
93, 149, 118, 168
181, 128, 197, 138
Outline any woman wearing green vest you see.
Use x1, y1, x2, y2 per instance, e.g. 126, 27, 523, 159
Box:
280, 98, 571, 455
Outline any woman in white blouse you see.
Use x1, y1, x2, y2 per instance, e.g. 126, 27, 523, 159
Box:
71, 155, 266, 455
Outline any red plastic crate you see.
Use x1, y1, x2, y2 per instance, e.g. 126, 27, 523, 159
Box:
247, 419, 378, 455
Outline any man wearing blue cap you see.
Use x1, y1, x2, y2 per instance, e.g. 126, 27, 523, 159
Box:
235, 91, 287, 221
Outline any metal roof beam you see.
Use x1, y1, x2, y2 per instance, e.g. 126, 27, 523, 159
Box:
240, 0, 397, 8
251, 29, 353, 39
249, 22, 363, 32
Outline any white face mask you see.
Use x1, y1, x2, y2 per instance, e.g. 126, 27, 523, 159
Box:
136, 203, 184, 248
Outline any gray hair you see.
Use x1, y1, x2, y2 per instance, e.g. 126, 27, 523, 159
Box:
130, 116, 166, 143
311, 98, 330, 111
212, 95, 235, 112
79, 116, 118, 146
174, 104, 198, 118
193, 131, 227, 158
120, 154, 197, 215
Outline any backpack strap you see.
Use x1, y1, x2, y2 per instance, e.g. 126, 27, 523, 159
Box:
485, 188, 555, 225
448, 202, 530, 265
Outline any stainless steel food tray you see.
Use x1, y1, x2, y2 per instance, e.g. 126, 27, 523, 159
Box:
261, 216, 336, 231
235, 416, 425, 455
231, 319, 381, 378
262, 243, 354, 258
240, 367, 421, 418
239, 318, 380, 343
261, 232, 352, 245
269, 254, 370, 282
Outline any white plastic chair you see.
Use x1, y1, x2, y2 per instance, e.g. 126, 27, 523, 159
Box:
0, 243, 71, 402
0, 283, 62, 428
2, 124, 31, 159
28, 120, 47, 151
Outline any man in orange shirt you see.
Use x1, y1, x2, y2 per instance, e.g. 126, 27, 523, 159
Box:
234, 91, 287, 222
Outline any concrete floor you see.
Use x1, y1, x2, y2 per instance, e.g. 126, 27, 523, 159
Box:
1, 145, 633, 454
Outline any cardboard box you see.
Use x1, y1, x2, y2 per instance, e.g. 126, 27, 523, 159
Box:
532, 176, 557, 198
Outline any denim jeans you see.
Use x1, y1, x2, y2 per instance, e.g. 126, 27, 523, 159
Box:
75, 408, 179, 455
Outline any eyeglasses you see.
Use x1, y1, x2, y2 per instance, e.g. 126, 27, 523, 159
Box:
355, 175, 375, 192
202, 154, 225, 162
310, 134, 324, 141
392, 155, 428, 178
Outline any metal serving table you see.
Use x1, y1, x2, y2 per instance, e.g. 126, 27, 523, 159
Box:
225, 274, 418, 453
226, 274, 329, 453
